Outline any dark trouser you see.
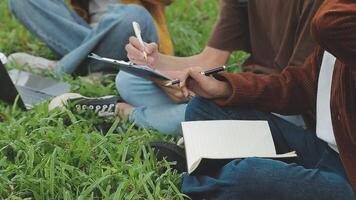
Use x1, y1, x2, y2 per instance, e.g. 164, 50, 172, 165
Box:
182, 97, 355, 200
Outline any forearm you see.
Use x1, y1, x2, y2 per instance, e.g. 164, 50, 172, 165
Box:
214, 49, 320, 115
155, 54, 211, 71
155, 47, 230, 71
141, 0, 173, 5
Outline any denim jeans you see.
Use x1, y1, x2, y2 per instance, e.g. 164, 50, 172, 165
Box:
9, 0, 158, 76
182, 97, 355, 200
114, 73, 308, 135
116, 72, 187, 135
9, 0, 185, 134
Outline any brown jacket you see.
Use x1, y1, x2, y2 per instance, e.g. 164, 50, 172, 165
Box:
215, 0, 356, 191
70, 0, 174, 55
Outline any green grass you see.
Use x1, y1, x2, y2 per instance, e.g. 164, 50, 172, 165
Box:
0, 0, 246, 199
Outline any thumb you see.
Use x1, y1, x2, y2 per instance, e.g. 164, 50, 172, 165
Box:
187, 67, 207, 85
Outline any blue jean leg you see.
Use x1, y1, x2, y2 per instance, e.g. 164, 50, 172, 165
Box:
182, 97, 355, 199
57, 4, 159, 76
116, 72, 187, 135
9, 1, 158, 76
183, 158, 355, 200
9, 0, 90, 57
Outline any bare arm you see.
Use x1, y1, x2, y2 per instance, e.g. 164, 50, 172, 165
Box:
155, 46, 231, 71
125, 37, 230, 71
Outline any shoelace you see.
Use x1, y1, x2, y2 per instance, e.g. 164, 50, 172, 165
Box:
75, 104, 115, 115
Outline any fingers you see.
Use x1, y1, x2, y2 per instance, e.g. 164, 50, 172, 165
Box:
163, 85, 189, 103
146, 43, 158, 54
180, 67, 204, 89
126, 37, 157, 66
149, 76, 169, 87
126, 45, 143, 64
179, 68, 196, 98
180, 67, 218, 98
187, 67, 208, 84
129, 36, 144, 51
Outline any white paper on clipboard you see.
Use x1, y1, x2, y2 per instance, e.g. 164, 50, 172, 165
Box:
88, 53, 171, 80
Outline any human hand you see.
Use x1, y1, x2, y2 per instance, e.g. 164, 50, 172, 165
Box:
125, 36, 159, 68
180, 67, 232, 99
150, 70, 194, 104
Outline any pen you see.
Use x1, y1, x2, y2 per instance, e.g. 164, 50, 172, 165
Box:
132, 21, 148, 61
165, 65, 227, 86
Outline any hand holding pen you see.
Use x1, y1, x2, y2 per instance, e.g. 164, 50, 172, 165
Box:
132, 22, 147, 61
165, 65, 227, 86
126, 37, 159, 68
178, 66, 232, 100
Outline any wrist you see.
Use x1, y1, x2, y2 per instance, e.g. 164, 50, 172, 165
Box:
155, 53, 163, 69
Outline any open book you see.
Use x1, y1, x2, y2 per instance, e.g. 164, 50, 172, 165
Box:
88, 53, 171, 80
181, 120, 297, 174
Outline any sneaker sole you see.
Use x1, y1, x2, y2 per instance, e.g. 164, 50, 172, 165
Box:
48, 93, 84, 111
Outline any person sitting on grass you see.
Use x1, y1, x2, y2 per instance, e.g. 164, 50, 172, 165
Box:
159, 0, 355, 199
8, 0, 173, 76
50, 0, 323, 135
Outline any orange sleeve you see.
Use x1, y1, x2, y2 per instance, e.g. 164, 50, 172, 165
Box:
311, 0, 356, 66
214, 48, 321, 115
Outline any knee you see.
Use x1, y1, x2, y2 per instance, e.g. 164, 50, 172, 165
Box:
8, 0, 20, 14
319, 176, 355, 200
185, 97, 216, 121
116, 72, 132, 101
123, 4, 158, 43
101, 4, 158, 43
124, 5, 152, 24
9, 0, 40, 22
9, 0, 30, 16
116, 72, 145, 102
220, 158, 273, 182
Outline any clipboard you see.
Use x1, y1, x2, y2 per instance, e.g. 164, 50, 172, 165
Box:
88, 53, 171, 80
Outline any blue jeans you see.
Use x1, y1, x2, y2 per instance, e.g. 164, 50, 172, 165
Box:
9, 0, 184, 134
114, 72, 305, 135
182, 97, 355, 200
116, 72, 187, 135
9, 0, 158, 76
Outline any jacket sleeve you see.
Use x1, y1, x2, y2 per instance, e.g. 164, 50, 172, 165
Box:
311, 0, 356, 67
214, 48, 321, 115
283, 0, 323, 67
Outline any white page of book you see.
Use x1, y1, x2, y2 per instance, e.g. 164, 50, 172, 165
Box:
182, 120, 287, 173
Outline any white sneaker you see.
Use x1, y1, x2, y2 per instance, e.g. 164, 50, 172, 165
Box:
0, 52, 8, 64
49, 93, 122, 117
177, 137, 184, 147
8, 52, 57, 70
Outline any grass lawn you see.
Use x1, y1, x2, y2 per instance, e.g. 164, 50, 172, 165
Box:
0, 0, 246, 199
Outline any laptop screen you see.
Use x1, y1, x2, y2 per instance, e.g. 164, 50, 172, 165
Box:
0, 61, 26, 110
9, 70, 70, 96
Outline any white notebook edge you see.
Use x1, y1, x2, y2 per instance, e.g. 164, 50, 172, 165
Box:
181, 120, 298, 174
